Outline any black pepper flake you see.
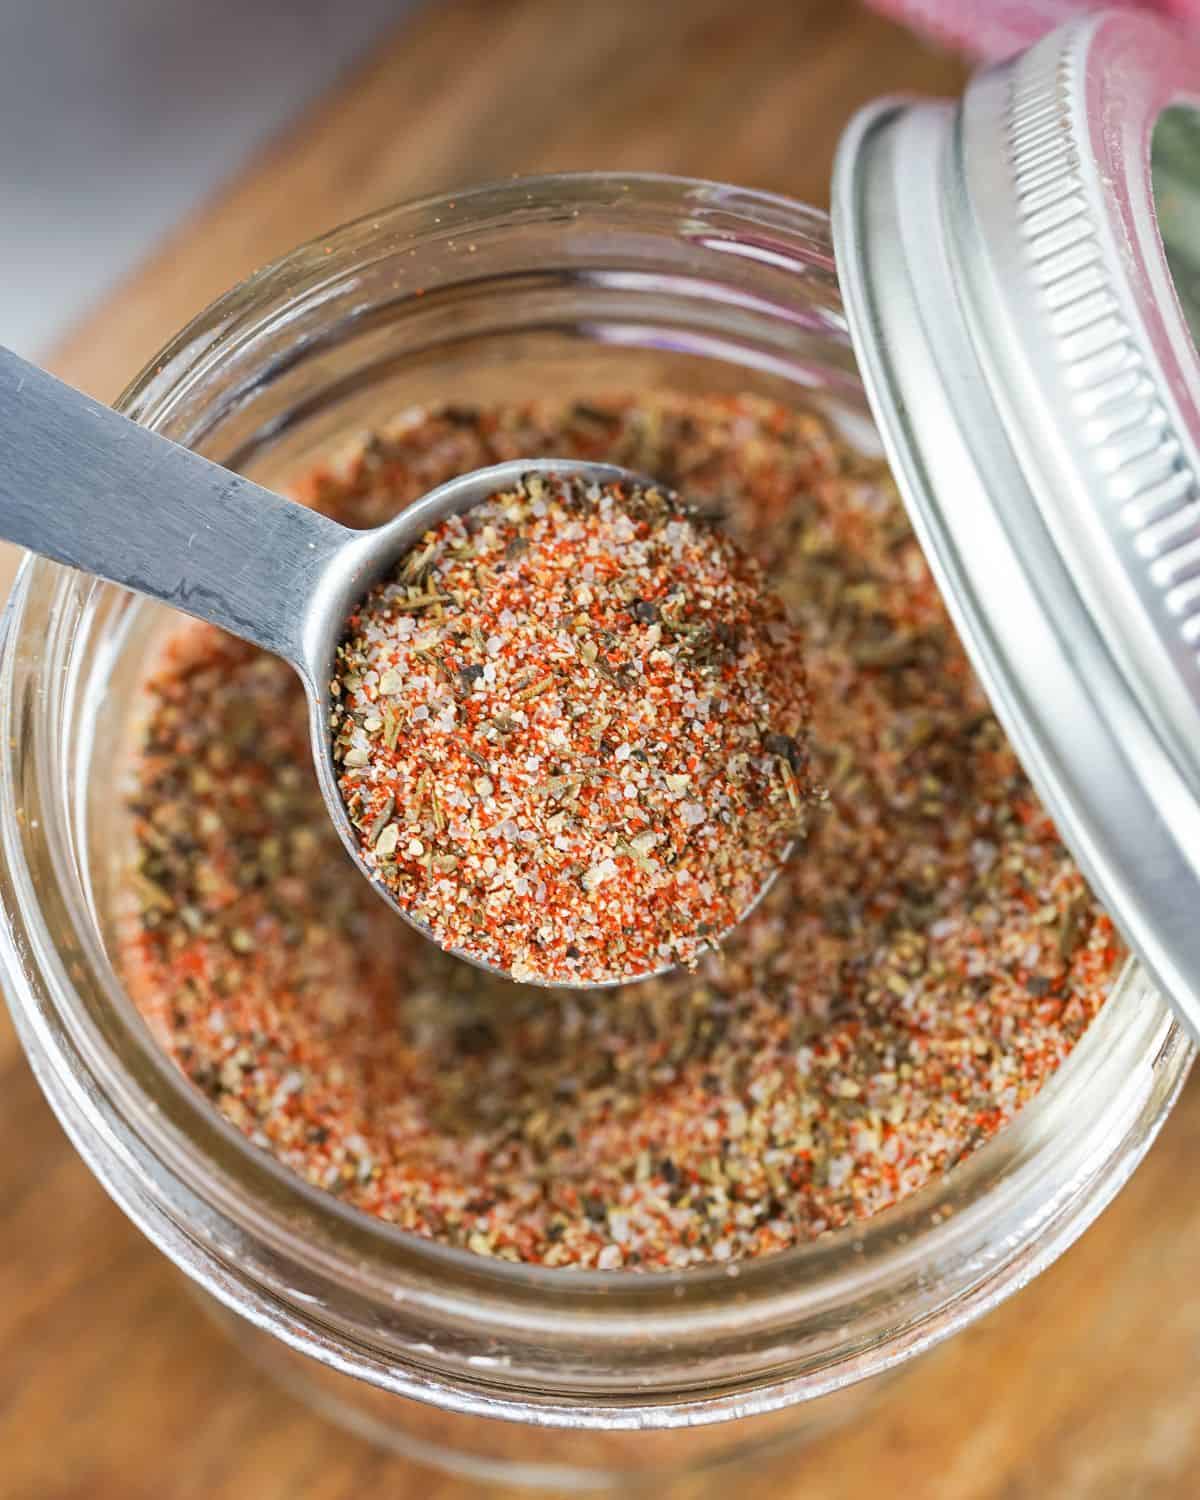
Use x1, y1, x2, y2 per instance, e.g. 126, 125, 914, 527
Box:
454, 1020, 498, 1056
763, 731, 807, 772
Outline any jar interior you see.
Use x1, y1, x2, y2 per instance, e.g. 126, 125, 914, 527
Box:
85, 261, 870, 1056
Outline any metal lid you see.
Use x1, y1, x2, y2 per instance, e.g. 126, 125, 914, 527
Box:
832, 12, 1200, 1038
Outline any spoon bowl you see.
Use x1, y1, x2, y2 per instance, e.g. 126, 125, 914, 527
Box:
0, 346, 789, 987
298, 456, 687, 988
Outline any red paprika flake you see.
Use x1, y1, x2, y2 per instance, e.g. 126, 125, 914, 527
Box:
329, 473, 816, 985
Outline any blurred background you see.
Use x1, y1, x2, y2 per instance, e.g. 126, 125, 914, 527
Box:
4, 3, 1200, 1499
8, 0, 1200, 357
1, 0, 408, 354
9, 0, 1197, 363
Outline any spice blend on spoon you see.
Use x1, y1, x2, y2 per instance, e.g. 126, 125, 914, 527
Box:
330, 473, 815, 984
121, 393, 1121, 1270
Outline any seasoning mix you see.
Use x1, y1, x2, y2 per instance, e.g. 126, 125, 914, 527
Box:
331, 472, 814, 985
120, 393, 1122, 1271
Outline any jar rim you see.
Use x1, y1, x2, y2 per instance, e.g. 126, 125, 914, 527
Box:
1, 171, 1190, 1424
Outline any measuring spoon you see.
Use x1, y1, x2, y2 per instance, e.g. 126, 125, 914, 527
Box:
0, 346, 786, 987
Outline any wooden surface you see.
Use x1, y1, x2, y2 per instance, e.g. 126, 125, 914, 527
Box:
4, 2, 1199, 1495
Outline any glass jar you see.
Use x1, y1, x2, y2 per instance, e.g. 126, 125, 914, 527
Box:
0, 173, 1191, 1489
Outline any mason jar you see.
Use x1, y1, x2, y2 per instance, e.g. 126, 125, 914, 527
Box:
3, 13, 1198, 1490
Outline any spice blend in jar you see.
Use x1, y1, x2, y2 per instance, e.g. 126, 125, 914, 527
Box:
121, 393, 1122, 1270
330, 472, 815, 985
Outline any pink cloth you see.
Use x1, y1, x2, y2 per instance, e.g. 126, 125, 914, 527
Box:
867, 0, 1199, 60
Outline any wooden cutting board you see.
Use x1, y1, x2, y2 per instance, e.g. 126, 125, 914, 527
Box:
5, 3, 1199, 1495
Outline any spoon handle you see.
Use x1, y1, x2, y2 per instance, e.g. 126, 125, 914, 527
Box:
0, 346, 349, 667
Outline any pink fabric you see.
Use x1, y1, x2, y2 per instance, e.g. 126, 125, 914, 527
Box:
867, 0, 1199, 60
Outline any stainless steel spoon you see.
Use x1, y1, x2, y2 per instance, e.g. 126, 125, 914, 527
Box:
0, 346, 783, 987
